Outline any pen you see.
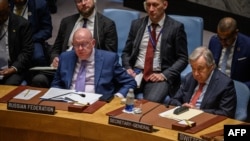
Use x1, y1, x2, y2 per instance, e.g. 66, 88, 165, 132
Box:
69, 101, 89, 106
184, 119, 192, 127
24, 89, 30, 97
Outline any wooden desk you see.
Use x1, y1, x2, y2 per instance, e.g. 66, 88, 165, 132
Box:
0, 85, 243, 141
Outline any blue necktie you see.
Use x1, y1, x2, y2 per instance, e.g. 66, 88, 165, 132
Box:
221, 47, 230, 74
75, 61, 87, 92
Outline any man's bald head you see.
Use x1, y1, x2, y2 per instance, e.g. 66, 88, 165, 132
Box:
73, 28, 93, 41
72, 28, 96, 60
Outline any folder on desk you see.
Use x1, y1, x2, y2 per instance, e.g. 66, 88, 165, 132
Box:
40, 87, 102, 105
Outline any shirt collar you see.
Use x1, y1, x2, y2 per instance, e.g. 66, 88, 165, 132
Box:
147, 14, 165, 28
204, 69, 214, 86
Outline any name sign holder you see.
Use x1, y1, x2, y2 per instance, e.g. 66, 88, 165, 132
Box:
108, 116, 153, 133
7, 102, 56, 115
178, 132, 205, 141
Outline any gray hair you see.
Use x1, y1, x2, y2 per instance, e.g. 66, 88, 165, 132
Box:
189, 46, 215, 66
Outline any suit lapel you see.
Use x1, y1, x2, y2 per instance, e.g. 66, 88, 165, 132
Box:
8, 14, 17, 59
66, 52, 77, 88
200, 70, 219, 108
134, 17, 147, 47
64, 14, 79, 48
231, 37, 241, 76
93, 13, 99, 40
94, 50, 104, 89
160, 16, 171, 50
183, 75, 198, 102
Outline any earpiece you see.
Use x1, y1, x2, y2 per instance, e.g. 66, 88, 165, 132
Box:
93, 0, 100, 47
143, 2, 147, 12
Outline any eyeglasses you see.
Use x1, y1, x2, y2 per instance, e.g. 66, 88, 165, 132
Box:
73, 41, 92, 49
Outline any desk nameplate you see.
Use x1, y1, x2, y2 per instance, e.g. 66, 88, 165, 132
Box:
178, 132, 205, 141
7, 102, 55, 115
109, 116, 153, 133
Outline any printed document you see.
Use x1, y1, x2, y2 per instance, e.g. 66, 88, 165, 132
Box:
40, 87, 102, 105
159, 106, 203, 121
14, 89, 41, 100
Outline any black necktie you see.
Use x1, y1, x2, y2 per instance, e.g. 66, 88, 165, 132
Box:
82, 18, 88, 28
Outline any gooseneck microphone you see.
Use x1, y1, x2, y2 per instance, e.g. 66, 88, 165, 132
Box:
138, 103, 161, 123
38, 91, 85, 105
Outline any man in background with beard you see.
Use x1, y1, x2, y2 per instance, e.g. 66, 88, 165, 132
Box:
31, 0, 118, 88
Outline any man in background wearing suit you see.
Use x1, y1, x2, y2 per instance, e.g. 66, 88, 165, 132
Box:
50, 0, 117, 67
169, 47, 236, 118
9, 0, 53, 66
51, 28, 136, 98
122, 0, 188, 103
208, 17, 250, 89
32, 0, 118, 87
0, 0, 33, 85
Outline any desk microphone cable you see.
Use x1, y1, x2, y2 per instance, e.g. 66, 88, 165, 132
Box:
138, 103, 161, 123
37, 92, 85, 105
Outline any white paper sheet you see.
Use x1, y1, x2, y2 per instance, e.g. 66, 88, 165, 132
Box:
40, 87, 102, 105
40, 88, 75, 99
14, 89, 41, 100
159, 106, 204, 121
29, 66, 57, 71
65, 92, 102, 105
135, 72, 143, 88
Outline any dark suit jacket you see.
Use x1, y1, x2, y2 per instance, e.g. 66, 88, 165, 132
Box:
169, 69, 236, 118
50, 13, 118, 63
9, 0, 52, 42
8, 13, 33, 73
209, 33, 250, 89
51, 49, 136, 98
122, 16, 188, 94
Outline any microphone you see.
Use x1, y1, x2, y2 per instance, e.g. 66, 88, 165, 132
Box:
138, 103, 161, 123
49, 92, 85, 99
164, 98, 171, 108
38, 91, 86, 104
